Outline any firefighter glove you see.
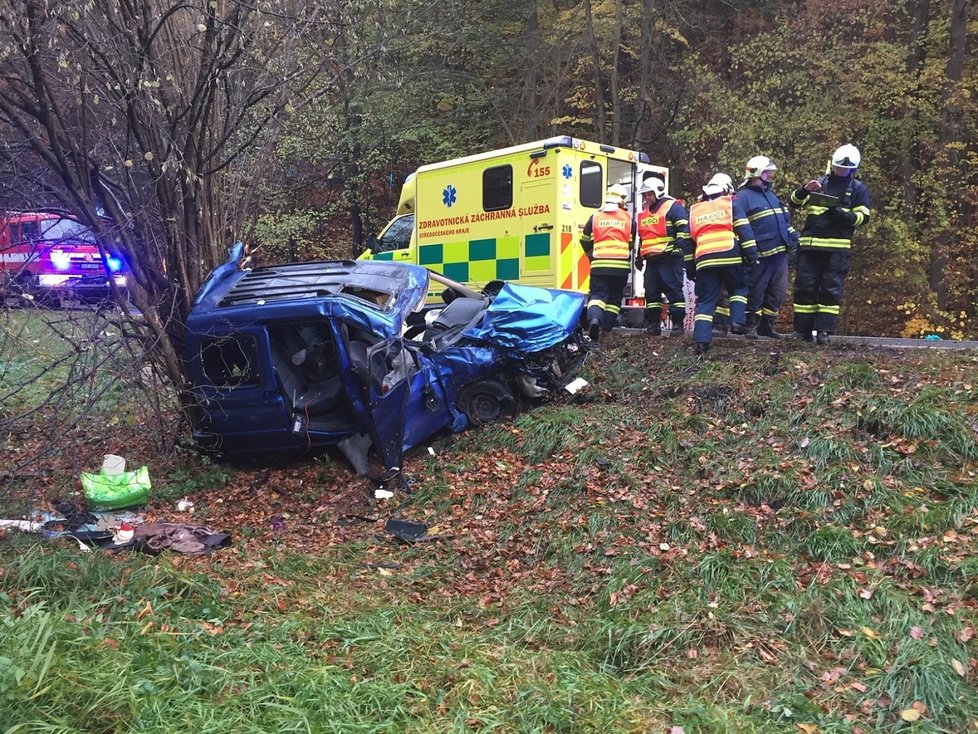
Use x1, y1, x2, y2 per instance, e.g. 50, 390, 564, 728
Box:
829, 207, 857, 226
787, 245, 798, 268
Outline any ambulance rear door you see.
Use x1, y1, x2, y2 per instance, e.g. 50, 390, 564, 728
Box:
517, 151, 559, 289
519, 146, 609, 294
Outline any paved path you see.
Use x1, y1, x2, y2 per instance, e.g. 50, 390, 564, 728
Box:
615, 328, 978, 351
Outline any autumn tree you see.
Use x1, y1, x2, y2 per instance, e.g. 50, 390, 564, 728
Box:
0, 0, 350, 412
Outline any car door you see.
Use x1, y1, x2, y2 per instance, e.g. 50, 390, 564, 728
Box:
191, 327, 293, 450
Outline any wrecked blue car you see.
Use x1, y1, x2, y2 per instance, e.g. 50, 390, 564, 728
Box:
185, 245, 588, 473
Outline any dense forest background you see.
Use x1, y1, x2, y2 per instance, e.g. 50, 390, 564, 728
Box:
253, 0, 976, 340
0, 0, 975, 346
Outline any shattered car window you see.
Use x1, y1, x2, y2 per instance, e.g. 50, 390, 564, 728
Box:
200, 336, 260, 387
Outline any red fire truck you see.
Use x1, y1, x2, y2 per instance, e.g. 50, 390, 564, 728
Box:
0, 210, 127, 305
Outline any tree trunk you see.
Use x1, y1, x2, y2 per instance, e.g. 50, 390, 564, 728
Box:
522, 0, 542, 138
630, 0, 655, 148
581, 0, 607, 139
900, 0, 929, 225
930, 0, 969, 308
609, 0, 624, 146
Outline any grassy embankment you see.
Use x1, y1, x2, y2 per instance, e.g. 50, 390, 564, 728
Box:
2, 315, 977, 733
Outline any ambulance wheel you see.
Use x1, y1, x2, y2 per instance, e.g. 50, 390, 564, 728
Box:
457, 380, 517, 426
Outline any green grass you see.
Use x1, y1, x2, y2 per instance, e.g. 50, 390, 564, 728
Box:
3, 333, 978, 732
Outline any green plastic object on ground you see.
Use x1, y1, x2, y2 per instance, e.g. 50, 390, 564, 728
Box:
80, 466, 151, 510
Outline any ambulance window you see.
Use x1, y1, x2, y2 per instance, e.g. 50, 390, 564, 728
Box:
483, 165, 513, 211
580, 161, 603, 208
377, 214, 413, 253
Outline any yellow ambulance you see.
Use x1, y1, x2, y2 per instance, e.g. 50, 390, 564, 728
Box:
359, 135, 668, 302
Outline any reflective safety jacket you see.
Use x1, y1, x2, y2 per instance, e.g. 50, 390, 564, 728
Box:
789, 173, 871, 252
734, 182, 799, 257
685, 195, 757, 271
582, 207, 633, 271
636, 197, 690, 258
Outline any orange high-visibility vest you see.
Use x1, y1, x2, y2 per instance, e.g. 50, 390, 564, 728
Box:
689, 196, 735, 260
591, 208, 632, 262
638, 199, 674, 257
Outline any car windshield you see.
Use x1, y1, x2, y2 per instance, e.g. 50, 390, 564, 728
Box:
38, 217, 98, 244
377, 215, 414, 253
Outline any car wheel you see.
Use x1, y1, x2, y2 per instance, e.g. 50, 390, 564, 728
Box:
457, 380, 517, 426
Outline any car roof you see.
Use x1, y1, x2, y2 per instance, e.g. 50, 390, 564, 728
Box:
188, 258, 430, 336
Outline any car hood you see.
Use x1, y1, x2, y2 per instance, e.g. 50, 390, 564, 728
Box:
464, 283, 585, 352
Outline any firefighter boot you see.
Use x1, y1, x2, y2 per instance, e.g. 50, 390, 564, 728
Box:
645, 311, 661, 336
757, 315, 786, 339
730, 320, 748, 336
587, 318, 601, 343
816, 331, 831, 345
743, 313, 759, 339
668, 311, 686, 335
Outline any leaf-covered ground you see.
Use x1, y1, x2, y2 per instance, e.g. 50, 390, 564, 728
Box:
2, 333, 977, 733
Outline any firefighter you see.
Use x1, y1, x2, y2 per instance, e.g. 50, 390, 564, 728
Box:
635, 177, 690, 336
789, 144, 871, 344
735, 156, 799, 339
580, 183, 635, 342
685, 173, 758, 355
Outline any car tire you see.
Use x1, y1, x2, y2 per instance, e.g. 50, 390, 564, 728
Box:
457, 380, 517, 426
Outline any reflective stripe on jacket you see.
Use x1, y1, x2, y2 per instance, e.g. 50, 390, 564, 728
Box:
686, 195, 757, 271
735, 183, 798, 257
790, 174, 871, 252
590, 208, 632, 270
638, 199, 673, 257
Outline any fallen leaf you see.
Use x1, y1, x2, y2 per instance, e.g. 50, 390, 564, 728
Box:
797, 723, 818, 733
900, 708, 921, 722
910, 626, 924, 639
952, 659, 966, 677
859, 626, 882, 640
851, 681, 867, 693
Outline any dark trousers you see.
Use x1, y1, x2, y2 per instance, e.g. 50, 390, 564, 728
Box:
643, 254, 686, 324
586, 270, 629, 331
693, 266, 748, 344
748, 253, 789, 318
793, 250, 850, 334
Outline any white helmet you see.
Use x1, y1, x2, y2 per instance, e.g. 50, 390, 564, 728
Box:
605, 183, 629, 204
745, 155, 777, 178
702, 172, 733, 196
831, 144, 861, 170
638, 177, 666, 197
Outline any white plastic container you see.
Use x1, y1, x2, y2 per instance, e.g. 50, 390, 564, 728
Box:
102, 454, 126, 475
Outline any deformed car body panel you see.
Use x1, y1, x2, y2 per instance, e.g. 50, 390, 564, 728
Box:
186, 245, 587, 472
